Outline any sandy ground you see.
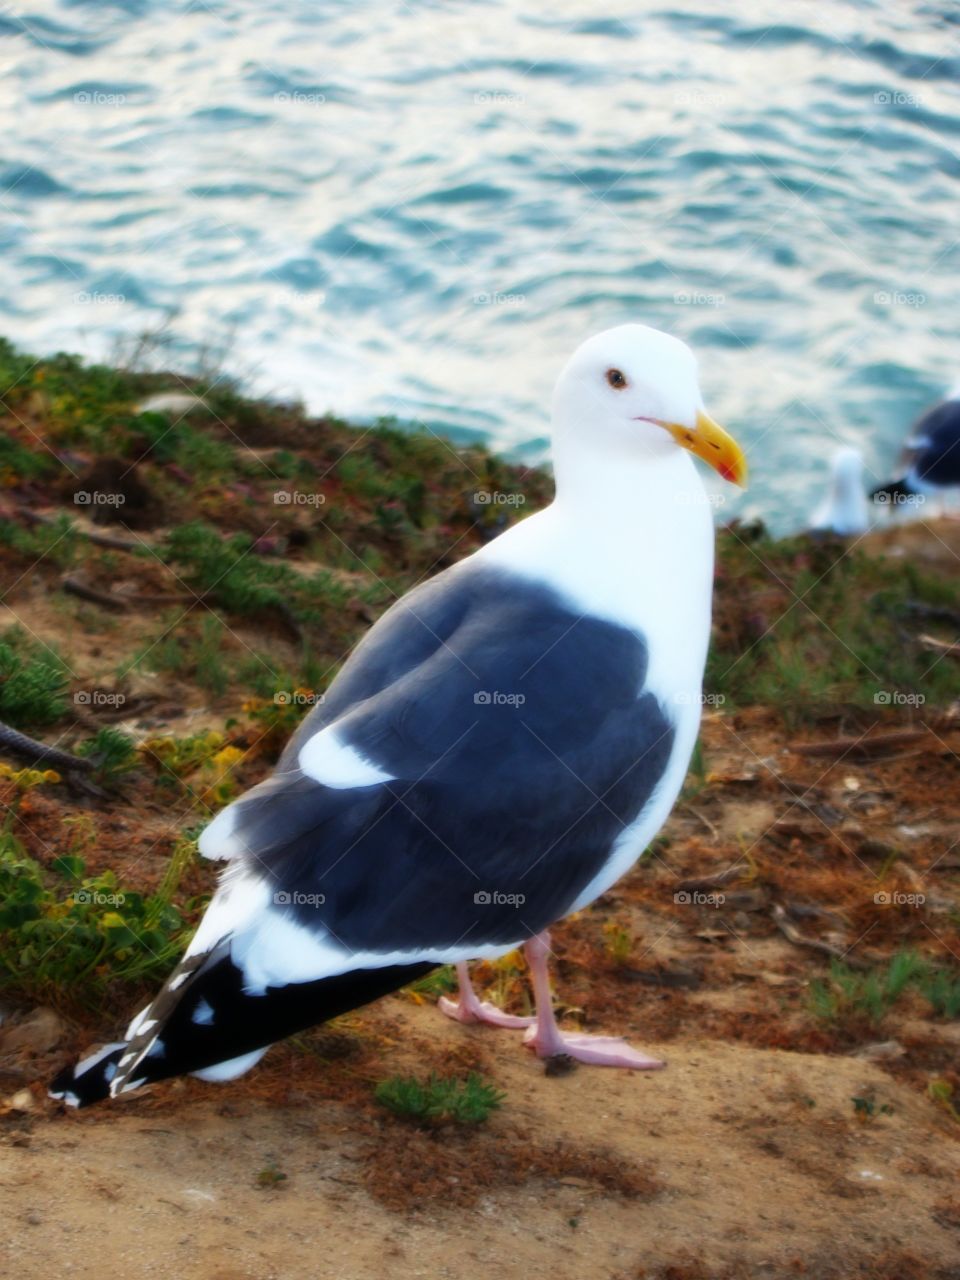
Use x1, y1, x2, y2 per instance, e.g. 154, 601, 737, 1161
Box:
3, 999, 960, 1280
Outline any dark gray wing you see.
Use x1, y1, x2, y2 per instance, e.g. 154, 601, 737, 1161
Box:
211, 561, 675, 952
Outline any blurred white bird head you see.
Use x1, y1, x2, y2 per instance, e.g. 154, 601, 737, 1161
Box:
809, 445, 869, 536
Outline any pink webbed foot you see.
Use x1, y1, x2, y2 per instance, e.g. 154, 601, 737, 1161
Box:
522, 930, 665, 1070
438, 962, 534, 1029
522, 1024, 664, 1070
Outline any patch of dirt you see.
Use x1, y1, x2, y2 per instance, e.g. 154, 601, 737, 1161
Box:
3, 1018, 959, 1280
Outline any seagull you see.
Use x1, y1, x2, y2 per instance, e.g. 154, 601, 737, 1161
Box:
871, 382, 960, 515
808, 446, 870, 537
51, 323, 747, 1107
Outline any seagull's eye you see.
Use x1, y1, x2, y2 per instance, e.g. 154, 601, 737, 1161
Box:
606, 368, 628, 390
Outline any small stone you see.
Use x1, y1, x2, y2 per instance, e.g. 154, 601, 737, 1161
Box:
0, 1008, 65, 1056
852, 1040, 905, 1062
544, 1053, 577, 1077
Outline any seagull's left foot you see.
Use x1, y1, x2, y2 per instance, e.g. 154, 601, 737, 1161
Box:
438, 962, 534, 1029
522, 931, 665, 1070
522, 1023, 664, 1069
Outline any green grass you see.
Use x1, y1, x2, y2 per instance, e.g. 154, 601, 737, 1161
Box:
918, 967, 960, 1019
404, 965, 457, 998
132, 411, 238, 485
374, 1072, 505, 1126
0, 512, 79, 571
76, 727, 139, 782
0, 430, 55, 483
707, 534, 960, 722
0, 627, 69, 729
808, 950, 959, 1028
0, 828, 197, 1005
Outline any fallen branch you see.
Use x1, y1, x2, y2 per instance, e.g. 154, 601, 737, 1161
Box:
917, 633, 960, 659
770, 903, 869, 969
0, 721, 93, 774
681, 804, 719, 841
904, 600, 960, 630
62, 576, 130, 611
16, 507, 143, 553
789, 729, 943, 759
61, 575, 194, 611
677, 863, 748, 892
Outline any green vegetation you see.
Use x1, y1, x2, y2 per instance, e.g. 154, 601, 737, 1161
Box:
851, 1096, 894, 1120
76, 727, 139, 782
0, 783, 197, 1005
405, 965, 458, 999
254, 1160, 288, 1190
374, 1071, 505, 1126
918, 967, 960, 1019
161, 522, 307, 617
0, 628, 69, 729
603, 920, 634, 967
707, 534, 959, 722
809, 950, 960, 1027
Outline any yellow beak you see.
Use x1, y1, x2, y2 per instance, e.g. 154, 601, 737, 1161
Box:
660, 409, 748, 487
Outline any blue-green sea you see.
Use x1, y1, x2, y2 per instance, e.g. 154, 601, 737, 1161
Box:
2, 0, 959, 531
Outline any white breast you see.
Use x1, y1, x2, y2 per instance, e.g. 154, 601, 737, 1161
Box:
476, 451, 715, 909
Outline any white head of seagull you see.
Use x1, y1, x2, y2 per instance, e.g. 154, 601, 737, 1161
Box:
550, 323, 747, 492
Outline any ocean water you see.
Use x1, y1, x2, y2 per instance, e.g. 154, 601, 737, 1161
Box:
2, 0, 959, 531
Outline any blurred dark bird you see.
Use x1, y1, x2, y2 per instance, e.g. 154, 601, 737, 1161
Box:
871, 384, 960, 514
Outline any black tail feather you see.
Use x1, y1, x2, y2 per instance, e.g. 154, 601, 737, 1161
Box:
50, 958, 434, 1108
50, 1042, 126, 1107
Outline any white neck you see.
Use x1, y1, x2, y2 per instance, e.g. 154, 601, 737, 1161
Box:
477, 445, 716, 698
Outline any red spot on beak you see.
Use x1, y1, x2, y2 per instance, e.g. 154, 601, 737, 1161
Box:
718, 462, 737, 484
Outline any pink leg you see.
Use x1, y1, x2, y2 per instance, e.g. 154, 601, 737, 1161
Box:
438, 961, 534, 1029
522, 931, 665, 1069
